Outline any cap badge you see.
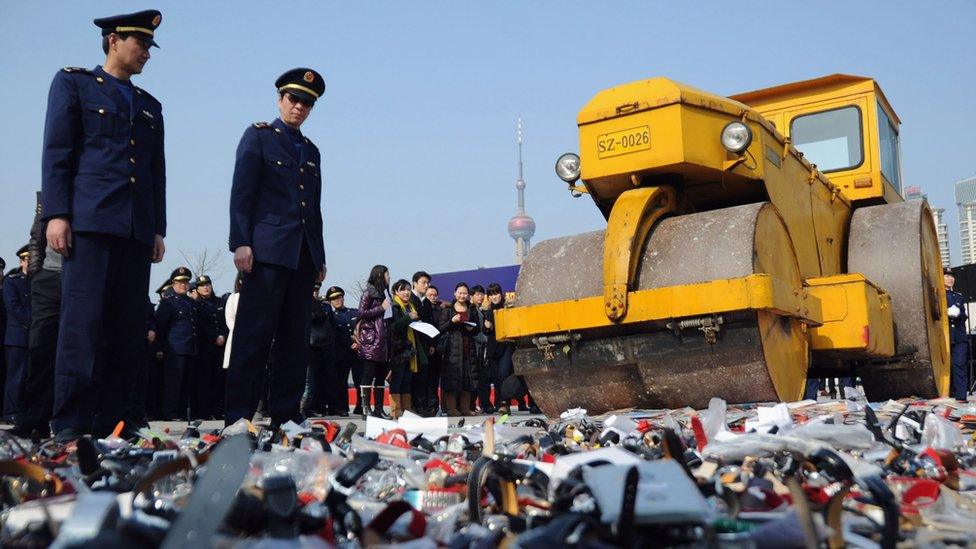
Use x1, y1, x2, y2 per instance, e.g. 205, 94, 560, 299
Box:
152, 14, 161, 26
303, 71, 315, 83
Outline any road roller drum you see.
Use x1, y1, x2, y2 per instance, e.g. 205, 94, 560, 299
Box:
513, 203, 808, 414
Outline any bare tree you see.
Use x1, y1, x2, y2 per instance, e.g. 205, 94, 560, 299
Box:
179, 248, 228, 281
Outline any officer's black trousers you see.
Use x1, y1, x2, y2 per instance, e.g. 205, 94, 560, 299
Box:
142, 347, 162, 419
478, 355, 499, 411
410, 353, 431, 414
424, 353, 442, 412
162, 354, 193, 419
210, 346, 226, 418
52, 233, 151, 435
193, 345, 222, 419
16, 268, 61, 432
325, 347, 356, 412
304, 344, 333, 413
950, 341, 969, 400
225, 246, 315, 426
3, 346, 28, 419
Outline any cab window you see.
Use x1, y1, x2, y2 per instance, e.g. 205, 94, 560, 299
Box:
790, 106, 863, 172
877, 101, 901, 189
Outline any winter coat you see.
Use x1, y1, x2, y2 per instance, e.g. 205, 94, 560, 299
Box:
436, 302, 480, 392
310, 298, 336, 347
356, 285, 389, 362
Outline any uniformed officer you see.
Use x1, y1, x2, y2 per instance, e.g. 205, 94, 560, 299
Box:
945, 268, 970, 401
303, 283, 334, 417
155, 267, 198, 420
42, 10, 166, 442
225, 68, 327, 427
325, 286, 359, 417
194, 275, 227, 418
3, 247, 31, 421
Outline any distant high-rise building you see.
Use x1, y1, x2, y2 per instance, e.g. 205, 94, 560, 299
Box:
934, 207, 950, 268
905, 185, 950, 267
508, 117, 536, 264
955, 177, 976, 265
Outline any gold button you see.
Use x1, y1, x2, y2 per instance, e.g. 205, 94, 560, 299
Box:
130, 139, 136, 145
299, 168, 304, 174
129, 157, 136, 164
299, 184, 304, 190
130, 176, 136, 183
301, 201, 306, 207
96, 76, 104, 83
276, 161, 282, 166
98, 108, 105, 115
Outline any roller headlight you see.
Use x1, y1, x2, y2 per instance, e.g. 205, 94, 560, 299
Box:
720, 121, 753, 154
555, 152, 581, 183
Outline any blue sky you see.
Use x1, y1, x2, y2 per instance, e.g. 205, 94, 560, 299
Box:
2, 1, 974, 298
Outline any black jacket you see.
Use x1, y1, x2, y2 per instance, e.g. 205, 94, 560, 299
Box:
310, 298, 336, 347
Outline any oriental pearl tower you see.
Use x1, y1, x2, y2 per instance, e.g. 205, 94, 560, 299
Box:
508, 117, 536, 264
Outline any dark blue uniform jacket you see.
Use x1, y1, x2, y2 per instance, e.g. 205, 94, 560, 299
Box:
333, 306, 359, 351
155, 293, 198, 356
41, 66, 166, 246
947, 289, 968, 345
228, 118, 325, 271
196, 295, 226, 345
2, 271, 30, 347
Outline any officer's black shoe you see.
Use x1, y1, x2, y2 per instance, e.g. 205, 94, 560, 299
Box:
529, 406, 543, 415
352, 406, 363, 416
370, 409, 390, 420
4, 424, 39, 439
54, 428, 85, 444
337, 410, 349, 418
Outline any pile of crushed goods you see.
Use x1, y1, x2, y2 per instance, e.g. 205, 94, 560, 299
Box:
2, 391, 975, 547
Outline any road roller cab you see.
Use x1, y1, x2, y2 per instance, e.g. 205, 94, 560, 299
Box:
730, 74, 904, 205
497, 75, 949, 415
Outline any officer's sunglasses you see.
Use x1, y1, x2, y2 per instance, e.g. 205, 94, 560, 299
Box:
285, 93, 315, 108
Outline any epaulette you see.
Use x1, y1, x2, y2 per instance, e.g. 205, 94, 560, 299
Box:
62, 67, 92, 75
134, 86, 160, 104
253, 122, 272, 129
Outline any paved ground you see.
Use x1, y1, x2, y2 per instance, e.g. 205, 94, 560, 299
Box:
145, 409, 546, 435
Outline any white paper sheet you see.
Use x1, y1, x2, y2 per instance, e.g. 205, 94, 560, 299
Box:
409, 321, 440, 338
365, 412, 450, 439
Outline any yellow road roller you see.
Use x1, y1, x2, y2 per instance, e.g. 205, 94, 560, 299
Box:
495, 74, 949, 415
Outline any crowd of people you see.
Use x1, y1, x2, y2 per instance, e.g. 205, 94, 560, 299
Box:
0, 243, 540, 435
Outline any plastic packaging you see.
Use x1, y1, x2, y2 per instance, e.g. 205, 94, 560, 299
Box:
922, 413, 964, 450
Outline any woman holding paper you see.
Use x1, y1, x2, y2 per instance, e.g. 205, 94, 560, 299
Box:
388, 279, 426, 419
437, 282, 480, 416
